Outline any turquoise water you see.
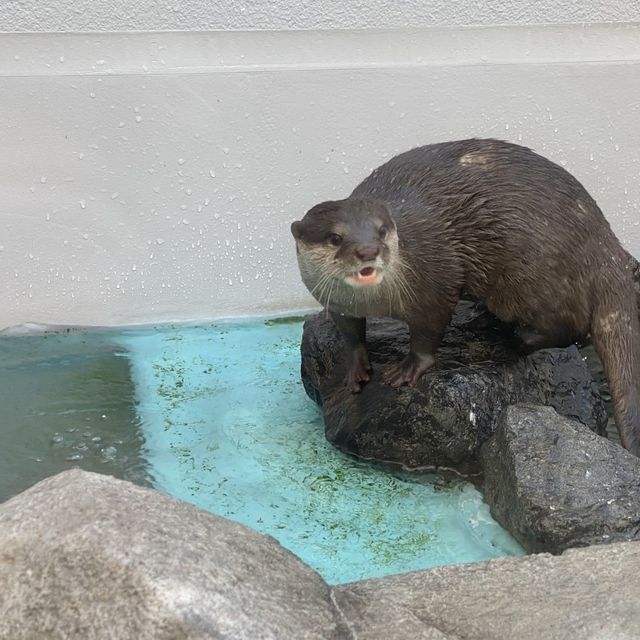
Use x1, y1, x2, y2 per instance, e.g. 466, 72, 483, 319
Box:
0, 319, 523, 583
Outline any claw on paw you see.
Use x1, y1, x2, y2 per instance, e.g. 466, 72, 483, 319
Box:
382, 353, 435, 389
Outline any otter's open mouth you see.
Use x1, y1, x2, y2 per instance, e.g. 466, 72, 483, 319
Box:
345, 266, 383, 287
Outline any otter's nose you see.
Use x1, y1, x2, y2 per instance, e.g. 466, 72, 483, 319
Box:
355, 245, 380, 261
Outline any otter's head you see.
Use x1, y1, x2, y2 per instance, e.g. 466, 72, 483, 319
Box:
291, 198, 398, 291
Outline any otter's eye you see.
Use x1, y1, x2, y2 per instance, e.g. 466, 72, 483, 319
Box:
328, 233, 343, 247
379, 225, 388, 239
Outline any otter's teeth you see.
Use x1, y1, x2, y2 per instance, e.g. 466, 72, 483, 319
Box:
353, 268, 379, 285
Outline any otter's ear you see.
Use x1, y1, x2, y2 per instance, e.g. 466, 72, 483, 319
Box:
291, 220, 304, 239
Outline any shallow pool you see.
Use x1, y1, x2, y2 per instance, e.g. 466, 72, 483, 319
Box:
0, 318, 523, 583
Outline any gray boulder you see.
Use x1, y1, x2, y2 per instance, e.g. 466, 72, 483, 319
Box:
481, 404, 640, 553
0, 470, 345, 640
4, 470, 640, 639
333, 540, 640, 640
301, 301, 607, 471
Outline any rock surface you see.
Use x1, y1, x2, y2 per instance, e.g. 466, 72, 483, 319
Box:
0, 470, 345, 640
4, 470, 640, 639
301, 301, 607, 471
480, 403, 640, 554
333, 540, 640, 640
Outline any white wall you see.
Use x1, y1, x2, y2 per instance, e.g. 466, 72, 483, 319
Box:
2, 17, 640, 329
1, 0, 638, 31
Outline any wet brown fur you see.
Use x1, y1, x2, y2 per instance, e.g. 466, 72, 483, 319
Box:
291, 139, 640, 456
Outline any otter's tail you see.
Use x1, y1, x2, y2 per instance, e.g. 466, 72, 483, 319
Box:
591, 286, 640, 456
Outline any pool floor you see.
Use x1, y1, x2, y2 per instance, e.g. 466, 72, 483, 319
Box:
0, 319, 523, 583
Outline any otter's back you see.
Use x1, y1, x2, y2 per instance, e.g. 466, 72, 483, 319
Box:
352, 139, 610, 234
351, 138, 623, 330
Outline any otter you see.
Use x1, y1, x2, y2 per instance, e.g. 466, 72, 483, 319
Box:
291, 138, 640, 457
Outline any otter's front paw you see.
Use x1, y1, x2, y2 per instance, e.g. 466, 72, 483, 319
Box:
382, 352, 435, 388
347, 347, 371, 393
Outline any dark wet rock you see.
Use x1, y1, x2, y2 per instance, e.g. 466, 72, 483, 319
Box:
301, 301, 607, 472
0, 470, 345, 640
480, 404, 640, 554
332, 540, 640, 640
